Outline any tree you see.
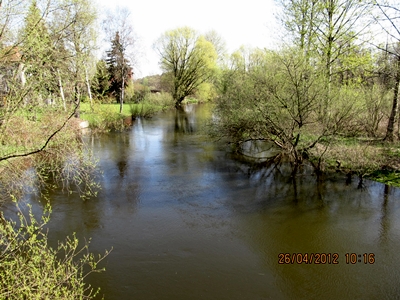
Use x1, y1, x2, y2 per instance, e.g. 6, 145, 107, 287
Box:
277, 0, 319, 55
204, 30, 227, 65
105, 31, 132, 112
154, 27, 217, 107
0, 2, 107, 297
277, 0, 371, 83
0, 0, 100, 195
91, 59, 110, 100
316, 0, 371, 83
102, 6, 135, 113
50, 0, 98, 114
372, 0, 400, 141
214, 47, 362, 169
20, 1, 56, 102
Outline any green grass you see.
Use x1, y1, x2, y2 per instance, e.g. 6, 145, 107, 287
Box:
182, 97, 199, 104
80, 102, 131, 116
80, 95, 175, 131
369, 170, 400, 187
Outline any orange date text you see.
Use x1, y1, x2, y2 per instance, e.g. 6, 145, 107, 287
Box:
278, 253, 339, 264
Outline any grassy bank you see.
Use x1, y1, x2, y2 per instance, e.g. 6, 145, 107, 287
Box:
307, 137, 400, 187
80, 92, 175, 131
0, 107, 99, 201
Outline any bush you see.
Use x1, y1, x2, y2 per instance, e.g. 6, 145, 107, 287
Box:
143, 92, 174, 108
81, 103, 126, 131
0, 202, 110, 299
193, 82, 217, 102
124, 83, 135, 103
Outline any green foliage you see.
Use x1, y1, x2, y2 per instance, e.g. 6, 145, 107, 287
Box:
131, 82, 149, 103
129, 103, 157, 118
21, 1, 56, 98
0, 2, 107, 296
0, 202, 110, 299
154, 27, 217, 106
80, 103, 126, 131
370, 170, 400, 187
142, 92, 174, 108
91, 60, 110, 100
124, 83, 135, 103
193, 82, 217, 102
80, 92, 174, 130
129, 92, 174, 117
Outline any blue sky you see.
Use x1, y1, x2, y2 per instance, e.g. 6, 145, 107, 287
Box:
95, 0, 278, 78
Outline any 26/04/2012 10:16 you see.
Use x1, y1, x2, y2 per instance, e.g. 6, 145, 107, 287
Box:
278, 253, 375, 264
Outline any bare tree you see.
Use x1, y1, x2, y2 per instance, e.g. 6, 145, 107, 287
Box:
372, 0, 400, 141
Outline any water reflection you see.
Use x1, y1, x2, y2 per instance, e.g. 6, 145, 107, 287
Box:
174, 105, 195, 133
379, 184, 391, 245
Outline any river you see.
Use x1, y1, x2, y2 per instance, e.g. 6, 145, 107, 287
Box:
6, 104, 400, 299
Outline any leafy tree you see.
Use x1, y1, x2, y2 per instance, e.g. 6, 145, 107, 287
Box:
0, 2, 106, 297
154, 27, 217, 107
106, 31, 132, 112
316, 0, 371, 83
21, 0, 56, 101
0, 0, 101, 196
50, 0, 98, 113
277, 0, 371, 83
277, 0, 319, 54
204, 30, 227, 65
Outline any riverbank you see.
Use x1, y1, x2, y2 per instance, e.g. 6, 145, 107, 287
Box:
312, 138, 400, 187
80, 93, 175, 131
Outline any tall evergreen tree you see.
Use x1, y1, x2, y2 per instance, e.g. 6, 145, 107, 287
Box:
106, 31, 132, 113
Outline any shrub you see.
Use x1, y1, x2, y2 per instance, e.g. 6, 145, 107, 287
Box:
143, 92, 174, 108
0, 202, 110, 299
124, 83, 135, 103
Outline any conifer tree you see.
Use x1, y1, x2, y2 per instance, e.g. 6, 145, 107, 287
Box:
106, 31, 132, 113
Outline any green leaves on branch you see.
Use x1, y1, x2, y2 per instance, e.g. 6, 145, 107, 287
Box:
0, 202, 110, 299
155, 27, 217, 106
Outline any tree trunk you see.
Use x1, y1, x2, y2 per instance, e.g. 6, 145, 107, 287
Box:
74, 83, 80, 118
84, 65, 93, 111
120, 76, 124, 114
57, 69, 66, 111
385, 55, 400, 142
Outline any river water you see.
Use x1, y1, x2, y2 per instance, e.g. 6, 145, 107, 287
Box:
7, 104, 400, 299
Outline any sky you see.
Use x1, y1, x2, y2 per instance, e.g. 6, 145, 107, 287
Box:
95, 0, 279, 78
